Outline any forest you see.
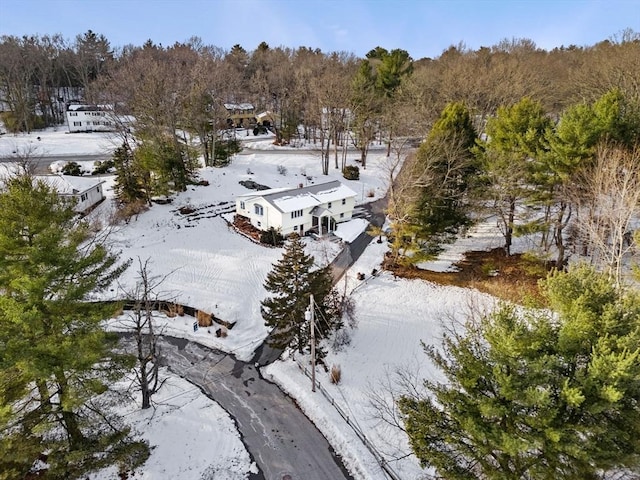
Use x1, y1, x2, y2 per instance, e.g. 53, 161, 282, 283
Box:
1, 30, 638, 278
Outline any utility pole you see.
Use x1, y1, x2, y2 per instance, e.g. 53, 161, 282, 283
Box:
306, 294, 316, 392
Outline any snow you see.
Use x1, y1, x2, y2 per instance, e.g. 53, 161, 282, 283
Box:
3, 128, 506, 479
89, 369, 256, 480
0, 127, 117, 157
334, 218, 369, 243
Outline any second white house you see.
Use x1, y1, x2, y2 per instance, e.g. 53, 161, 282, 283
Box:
235, 180, 358, 236
35, 174, 106, 214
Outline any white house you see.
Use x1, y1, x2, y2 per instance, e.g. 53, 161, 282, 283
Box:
35, 174, 106, 214
66, 104, 116, 133
235, 180, 358, 236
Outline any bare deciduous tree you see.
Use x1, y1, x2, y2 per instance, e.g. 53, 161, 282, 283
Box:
573, 144, 640, 285
118, 258, 172, 409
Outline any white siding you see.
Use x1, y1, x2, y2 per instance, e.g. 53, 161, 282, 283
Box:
235, 181, 358, 237
73, 184, 104, 212
66, 109, 115, 133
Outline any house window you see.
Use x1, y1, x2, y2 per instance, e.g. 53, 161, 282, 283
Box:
69, 112, 78, 116
254, 204, 264, 216
291, 209, 303, 219
96, 187, 100, 193
240, 201, 245, 210
340, 213, 344, 218
73, 121, 82, 126
342, 198, 346, 205
328, 202, 332, 208
80, 193, 87, 202
257, 221, 261, 227
294, 225, 298, 231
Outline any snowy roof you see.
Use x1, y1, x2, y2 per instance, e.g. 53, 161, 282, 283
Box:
34, 174, 104, 195
236, 186, 290, 201
67, 104, 113, 112
256, 111, 277, 120
224, 103, 254, 111
240, 180, 357, 213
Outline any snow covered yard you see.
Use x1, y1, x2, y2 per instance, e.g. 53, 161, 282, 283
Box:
88, 369, 256, 480
265, 229, 500, 479
2, 128, 509, 479
0, 127, 117, 157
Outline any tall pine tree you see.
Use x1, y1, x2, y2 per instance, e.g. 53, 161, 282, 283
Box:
261, 234, 336, 355
0, 174, 148, 479
399, 265, 640, 479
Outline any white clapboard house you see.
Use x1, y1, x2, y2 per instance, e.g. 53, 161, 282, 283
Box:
235, 180, 358, 236
66, 104, 116, 133
35, 174, 106, 214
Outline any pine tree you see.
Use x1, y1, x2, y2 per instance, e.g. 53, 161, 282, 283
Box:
261, 234, 335, 355
112, 142, 149, 206
413, 102, 477, 246
398, 265, 640, 479
0, 174, 148, 479
475, 97, 552, 255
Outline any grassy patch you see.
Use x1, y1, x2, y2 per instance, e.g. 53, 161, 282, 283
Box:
384, 248, 551, 305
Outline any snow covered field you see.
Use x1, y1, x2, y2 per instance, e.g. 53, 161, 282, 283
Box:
1, 127, 506, 479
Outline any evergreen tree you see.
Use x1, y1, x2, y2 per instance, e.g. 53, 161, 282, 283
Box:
0, 175, 148, 479
475, 97, 552, 255
261, 234, 336, 355
399, 265, 640, 479
112, 142, 149, 206
413, 102, 477, 248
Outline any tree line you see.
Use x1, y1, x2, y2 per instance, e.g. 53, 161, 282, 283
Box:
390, 89, 640, 286
1, 28, 640, 479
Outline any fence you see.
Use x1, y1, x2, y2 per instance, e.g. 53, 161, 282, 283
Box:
295, 360, 403, 480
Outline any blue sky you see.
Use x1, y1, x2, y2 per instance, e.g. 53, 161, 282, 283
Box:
1, 0, 638, 59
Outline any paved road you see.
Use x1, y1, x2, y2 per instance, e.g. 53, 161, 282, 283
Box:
0, 153, 111, 174
149, 336, 354, 480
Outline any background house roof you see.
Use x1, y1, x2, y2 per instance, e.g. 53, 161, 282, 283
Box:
67, 104, 113, 112
224, 103, 254, 111
34, 174, 104, 195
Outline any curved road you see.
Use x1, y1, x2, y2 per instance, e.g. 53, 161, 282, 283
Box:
121, 335, 355, 480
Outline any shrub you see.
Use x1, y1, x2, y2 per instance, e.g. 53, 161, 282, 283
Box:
481, 260, 499, 277
260, 227, 284, 246
163, 303, 177, 318
366, 188, 375, 198
342, 165, 360, 180
179, 205, 195, 215
0, 111, 45, 132
93, 159, 115, 174
112, 199, 149, 225
213, 138, 242, 166
62, 161, 83, 176
277, 165, 287, 176
330, 364, 341, 384
196, 310, 213, 327
331, 329, 352, 352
